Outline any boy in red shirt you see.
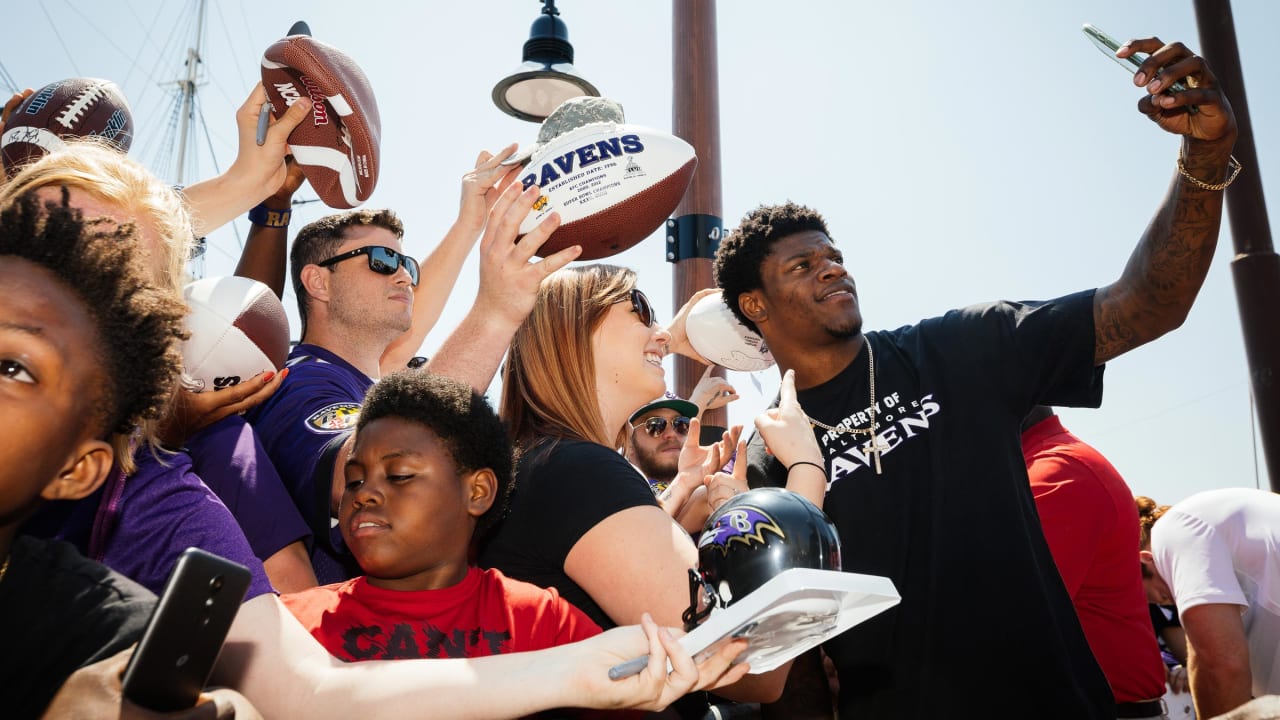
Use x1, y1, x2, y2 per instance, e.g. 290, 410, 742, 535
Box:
283, 371, 600, 660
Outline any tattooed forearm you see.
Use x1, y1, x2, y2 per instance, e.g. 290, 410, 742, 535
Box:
1093, 151, 1229, 365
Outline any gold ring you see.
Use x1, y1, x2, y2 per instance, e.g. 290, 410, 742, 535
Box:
1185, 75, 1200, 89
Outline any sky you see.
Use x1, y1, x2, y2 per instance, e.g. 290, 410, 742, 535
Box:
5, 1, 1277, 506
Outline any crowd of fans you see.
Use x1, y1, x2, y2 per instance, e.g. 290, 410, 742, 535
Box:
2, 27, 1277, 720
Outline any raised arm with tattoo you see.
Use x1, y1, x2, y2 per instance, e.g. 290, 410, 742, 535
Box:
1092, 36, 1238, 365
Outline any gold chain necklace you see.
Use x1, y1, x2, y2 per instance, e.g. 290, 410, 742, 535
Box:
805, 340, 885, 474
0, 553, 9, 584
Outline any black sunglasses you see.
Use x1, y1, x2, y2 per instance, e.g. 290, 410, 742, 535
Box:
628, 288, 655, 328
635, 416, 691, 437
317, 245, 420, 286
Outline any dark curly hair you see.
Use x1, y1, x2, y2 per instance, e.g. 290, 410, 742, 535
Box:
290, 208, 404, 333
0, 190, 188, 443
713, 202, 831, 334
358, 370, 515, 542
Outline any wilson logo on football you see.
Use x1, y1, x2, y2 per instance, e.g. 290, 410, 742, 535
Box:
298, 75, 329, 126
24, 83, 63, 115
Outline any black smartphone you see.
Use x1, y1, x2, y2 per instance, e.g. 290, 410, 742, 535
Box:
121, 548, 251, 712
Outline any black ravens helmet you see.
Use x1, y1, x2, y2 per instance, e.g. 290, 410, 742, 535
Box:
684, 487, 841, 630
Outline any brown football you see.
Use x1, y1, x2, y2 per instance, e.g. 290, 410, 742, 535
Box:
260, 35, 380, 209
1, 77, 133, 176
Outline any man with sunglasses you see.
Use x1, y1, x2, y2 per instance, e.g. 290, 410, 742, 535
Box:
626, 367, 739, 495
626, 395, 698, 495
247, 208, 419, 583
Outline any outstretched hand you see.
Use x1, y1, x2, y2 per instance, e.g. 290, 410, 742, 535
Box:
666, 288, 718, 364
474, 182, 580, 327
457, 144, 523, 236
662, 419, 741, 525
40, 646, 263, 720
706, 439, 750, 513
755, 369, 822, 469
182, 85, 311, 237
1119, 37, 1236, 145
228, 84, 312, 206
689, 365, 739, 415
158, 370, 287, 447
1, 88, 33, 127
756, 369, 826, 508
568, 613, 750, 711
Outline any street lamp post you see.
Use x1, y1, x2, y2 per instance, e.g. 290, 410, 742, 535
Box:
670, 0, 727, 433
492, 0, 599, 123
1193, 0, 1280, 492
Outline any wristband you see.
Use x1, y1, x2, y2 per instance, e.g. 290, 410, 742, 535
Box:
248, 202, 292, 228
787, 460, 826, 475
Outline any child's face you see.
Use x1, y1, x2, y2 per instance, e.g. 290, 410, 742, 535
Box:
0, 261, 105, 526
340, 416, 491, 591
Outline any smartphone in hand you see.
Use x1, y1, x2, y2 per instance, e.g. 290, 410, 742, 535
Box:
121, 548, 250, 712
1082, 24, 1198, 114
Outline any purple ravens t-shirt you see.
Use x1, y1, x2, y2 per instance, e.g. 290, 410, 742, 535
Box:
246, 343, 372, 583
186, 415, 310, 562
24, 447, 274, 600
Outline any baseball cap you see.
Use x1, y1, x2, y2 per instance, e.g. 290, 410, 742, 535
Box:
629, 392, 698, 425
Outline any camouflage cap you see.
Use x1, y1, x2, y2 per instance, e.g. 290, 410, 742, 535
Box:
537, 96, 625, 143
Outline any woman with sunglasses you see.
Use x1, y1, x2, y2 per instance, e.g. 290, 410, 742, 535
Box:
480, 264, 826, 707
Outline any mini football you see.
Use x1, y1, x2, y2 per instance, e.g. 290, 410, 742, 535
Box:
685, 291, 775, 372
1, 77, 133, 176
517, 122, 696, 260
182, 277, 291, 392
261, 34, 380, 209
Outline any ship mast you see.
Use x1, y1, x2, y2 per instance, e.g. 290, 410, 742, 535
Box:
173, 0, 207, 186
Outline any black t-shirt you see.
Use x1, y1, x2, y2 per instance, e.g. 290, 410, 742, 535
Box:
479, 438, 661, 630
747, 291, 1114, 719
1, 535, 156, 718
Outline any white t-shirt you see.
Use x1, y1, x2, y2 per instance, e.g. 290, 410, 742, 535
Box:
1151, 487, 1280, 698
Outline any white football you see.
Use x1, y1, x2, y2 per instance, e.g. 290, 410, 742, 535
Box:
182, 277, 291, 392
517, 122, 696, 260
686, 291, 775, 372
